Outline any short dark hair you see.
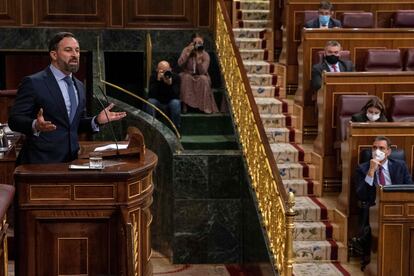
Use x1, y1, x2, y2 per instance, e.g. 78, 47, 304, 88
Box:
374, 136, 392, 148
48, 32, 76, 52
319, 1, 333, 11
191, 33, 203, 42
361, 98, 387, 117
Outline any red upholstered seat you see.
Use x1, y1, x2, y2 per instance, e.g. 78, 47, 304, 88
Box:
364, 49, 403, 72
389, 95, 414, 122
341, 12, 374, 28
336, 95, 378, 142
304, 10, 319, 23
0, 184, 15, 220
393, 10, 414, 27
404, 48, 414, 71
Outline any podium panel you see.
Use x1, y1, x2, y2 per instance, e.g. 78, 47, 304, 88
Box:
14, 150, 157, 276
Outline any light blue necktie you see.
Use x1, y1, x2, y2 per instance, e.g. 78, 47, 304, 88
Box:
63, 76, 78, 122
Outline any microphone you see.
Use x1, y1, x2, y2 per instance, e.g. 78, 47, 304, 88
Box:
95, 85, 120, 156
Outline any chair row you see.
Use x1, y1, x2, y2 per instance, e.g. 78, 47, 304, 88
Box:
304, 10, 414, 28
336, 95, 414, 143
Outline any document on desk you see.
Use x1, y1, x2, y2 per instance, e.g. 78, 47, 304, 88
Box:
94, 144, 128, 152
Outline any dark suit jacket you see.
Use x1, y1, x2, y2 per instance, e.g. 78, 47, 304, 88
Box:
311, 59, 354, 91
9, 67, 94, 164
304, 17, 342, 28
355, 158, 413, 205
351, 112, 388, 122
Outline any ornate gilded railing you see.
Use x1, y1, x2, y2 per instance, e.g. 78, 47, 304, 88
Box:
214, 1, 295, 275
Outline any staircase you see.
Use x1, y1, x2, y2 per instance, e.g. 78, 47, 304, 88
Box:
232, 1, 350, 274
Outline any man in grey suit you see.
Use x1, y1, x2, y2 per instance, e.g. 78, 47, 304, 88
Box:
311, 40, 354, 92
9, 32, 126, 164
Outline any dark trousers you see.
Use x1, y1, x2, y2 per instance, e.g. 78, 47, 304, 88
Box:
145, 98, 181, 129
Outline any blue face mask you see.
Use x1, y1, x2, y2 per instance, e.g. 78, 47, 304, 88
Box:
319, 15, 330, 26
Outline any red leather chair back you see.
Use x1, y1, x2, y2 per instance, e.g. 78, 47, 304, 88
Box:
393, 10, 414, 27
404, 48, 414, 71
342, 12, 374, 28
364, 49, 403, 72
304, 10, 319, 24
336, 95, 378, 141
389, 95, 414, 122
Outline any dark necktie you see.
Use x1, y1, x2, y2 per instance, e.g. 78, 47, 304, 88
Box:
378, 166, 386, 186
331, 64, 338, 72
63, 76, 78, 122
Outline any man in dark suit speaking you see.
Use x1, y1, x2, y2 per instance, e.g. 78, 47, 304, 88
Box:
8, 32, 126, 165
354, 136, 413, 269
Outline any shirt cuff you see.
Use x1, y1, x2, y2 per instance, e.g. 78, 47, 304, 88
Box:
365, 175, 374, 186
91, 116, 100, 132
32, 120, 40, 136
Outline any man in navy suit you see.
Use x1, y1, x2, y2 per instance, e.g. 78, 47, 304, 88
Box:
311, 40, 354, 92
354, 136, 413, 270
9, 32, 126, 164
304, 1, 342, 29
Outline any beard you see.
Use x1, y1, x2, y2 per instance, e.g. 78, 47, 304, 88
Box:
57, 58, 79, 73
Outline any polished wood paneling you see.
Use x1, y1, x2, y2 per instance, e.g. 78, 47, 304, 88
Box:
0, 0, 19, 26
15, 146, 157, 276
339, 123, 414, 238
314, 72, 414, 182
366, 188, 414, 275
125, 0, 195, 28
280, 0, 414, 86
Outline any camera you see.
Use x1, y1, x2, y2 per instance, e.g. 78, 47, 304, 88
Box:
194, 42, 204, 51
163, 70, 173, 79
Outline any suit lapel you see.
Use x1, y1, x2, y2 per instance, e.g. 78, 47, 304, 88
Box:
43, 67, 71, 124
388, 160, 396, 184
72, 78, 84, 121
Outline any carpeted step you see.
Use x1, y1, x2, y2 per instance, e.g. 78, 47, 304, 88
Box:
293, 240, 342, 262
294, 221, 334, 241
244, 60, 275, 74
239, 49, 269, 61
293, 262, 351, 275
270, 142, 304, 163
255, 97, 283, 114
180, 135, 238, 150
235, 1, 270, 11
237, 19, 269, 28
283, 179, 314, 196
235, 38, 267, 49
233, 28, 267, 39
251, 85, 276, 97
247, 73, 277, 86
294, 196, 328, 222
265, 127, 302, 144
237, 10, 270, 21
261, 114, 287, 128
277, 162, 316, 180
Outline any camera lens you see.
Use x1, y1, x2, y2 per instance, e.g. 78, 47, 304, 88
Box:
164, 70, 172, 79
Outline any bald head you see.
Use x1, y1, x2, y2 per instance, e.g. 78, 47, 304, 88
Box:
157, 61, 171, 72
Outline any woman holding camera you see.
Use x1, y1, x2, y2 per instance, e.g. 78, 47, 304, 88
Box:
178, 33, 218, 114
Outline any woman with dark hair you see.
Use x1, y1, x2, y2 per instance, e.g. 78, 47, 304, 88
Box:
178, 33, 218, 113
351, 98, 388, 122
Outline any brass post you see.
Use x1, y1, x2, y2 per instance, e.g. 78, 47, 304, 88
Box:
284, 192, 296, 275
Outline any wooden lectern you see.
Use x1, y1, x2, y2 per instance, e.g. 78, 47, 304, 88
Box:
14, 138, 157, 276
365, 185, 414, 276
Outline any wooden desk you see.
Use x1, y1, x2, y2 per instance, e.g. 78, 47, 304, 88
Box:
339, 122, 414, 238
315, 72, 414, 182
365, 185, 414, 276
295, 28, 414, 127
280, 0, 414, 86
14, 150, 157, 276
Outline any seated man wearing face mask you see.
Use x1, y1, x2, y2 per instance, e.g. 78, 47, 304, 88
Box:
304, 1, 342, 29
354, 136, 413, 269
311, 40, 354, 92
351, 98, 388, 123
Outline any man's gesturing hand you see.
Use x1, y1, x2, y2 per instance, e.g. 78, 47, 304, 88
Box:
35, 108, 57, 132
95, 103, 127, 125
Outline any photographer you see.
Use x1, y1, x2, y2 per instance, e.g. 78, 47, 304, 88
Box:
178, 33, 218, 114
145, 60, 181, 129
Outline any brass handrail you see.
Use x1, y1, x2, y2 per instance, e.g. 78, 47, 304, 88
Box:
214, 1, 294, 275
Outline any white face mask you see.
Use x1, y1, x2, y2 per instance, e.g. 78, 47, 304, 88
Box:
372, 149, 386, 161
366, 112, 380, 122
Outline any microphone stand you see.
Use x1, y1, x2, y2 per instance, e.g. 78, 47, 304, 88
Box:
95, 86, 120, 156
